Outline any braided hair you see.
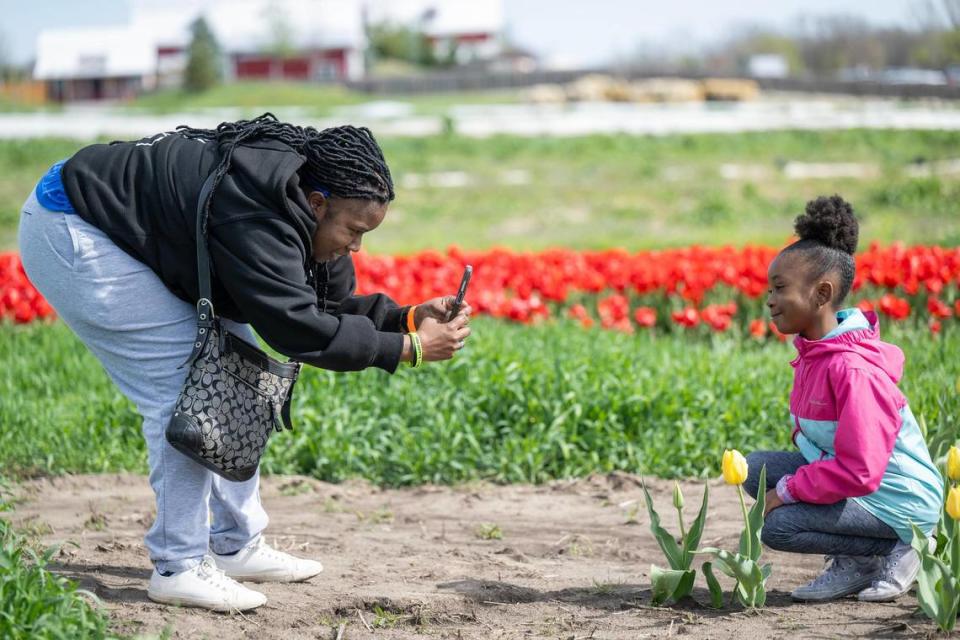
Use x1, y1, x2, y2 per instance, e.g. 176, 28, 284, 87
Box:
783, 195, 859, 306
178, 113, 395, 231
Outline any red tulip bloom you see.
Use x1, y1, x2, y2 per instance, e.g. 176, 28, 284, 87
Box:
671, 307, 700, 328
928, 297, 953, 319
769, 321, 788, 342
633, 306, 656, 328
879, 293, 911, 321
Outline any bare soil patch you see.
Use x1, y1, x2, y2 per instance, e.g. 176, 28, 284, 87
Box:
9, 473, 938, 639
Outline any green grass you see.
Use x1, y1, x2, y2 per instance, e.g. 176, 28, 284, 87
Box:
2, 317, 957, 485
2, 129, 959, 253
126, 81, 368, 114
123, 81, 521, 116
0, 485, 116, 639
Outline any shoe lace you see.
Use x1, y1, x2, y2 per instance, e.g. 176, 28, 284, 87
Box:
254, 538, 291, 564
875, 545, 910, 585
809, 555, 842, 586
810, 555, 871, 587
197, 557, 241, 592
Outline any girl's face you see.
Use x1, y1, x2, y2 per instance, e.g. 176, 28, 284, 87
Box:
766, 251, 835, 339
308, 191, 387, 263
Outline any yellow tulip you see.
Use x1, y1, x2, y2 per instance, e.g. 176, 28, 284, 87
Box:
947, 486, 960, 521
948, 446, 960, 482
722, 449, 749, 485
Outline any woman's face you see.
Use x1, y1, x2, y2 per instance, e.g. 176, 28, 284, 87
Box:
308, 191, 387, 263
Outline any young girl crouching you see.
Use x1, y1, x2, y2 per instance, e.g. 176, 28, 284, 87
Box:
746, 195, 942, 603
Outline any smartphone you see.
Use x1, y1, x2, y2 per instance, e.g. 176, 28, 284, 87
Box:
447, 265, 473, 321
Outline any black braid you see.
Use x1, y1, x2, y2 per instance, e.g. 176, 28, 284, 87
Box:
177, 113, 395, 221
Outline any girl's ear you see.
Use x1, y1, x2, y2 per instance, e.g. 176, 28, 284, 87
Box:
307, 190, 329, 221
815, 280, 835, 308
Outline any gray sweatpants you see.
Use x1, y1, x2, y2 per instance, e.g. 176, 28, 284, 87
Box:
745, 450, 899, 557
18, 191, 268, 574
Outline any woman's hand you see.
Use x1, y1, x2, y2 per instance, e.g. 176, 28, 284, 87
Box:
764, 488, 783, 518
415, 296, 472, 325
416, 314, 471, 362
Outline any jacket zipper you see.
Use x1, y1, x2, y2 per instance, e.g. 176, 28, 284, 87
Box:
307, 262, 329, 313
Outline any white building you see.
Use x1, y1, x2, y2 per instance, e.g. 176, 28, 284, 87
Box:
33, 0, 368, 101
34, 0, 506, 102
747, 54, 789, 79
34, 25, 159, 101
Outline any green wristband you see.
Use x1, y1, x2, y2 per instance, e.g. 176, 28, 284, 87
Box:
409, 332, 423, 368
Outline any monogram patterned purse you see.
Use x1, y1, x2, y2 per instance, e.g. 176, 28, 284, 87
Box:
165, 173, 301, 481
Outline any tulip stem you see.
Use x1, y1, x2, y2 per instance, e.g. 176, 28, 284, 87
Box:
952, 530, 959, 577
737, 485, 751, 560
676, 507, 687, 545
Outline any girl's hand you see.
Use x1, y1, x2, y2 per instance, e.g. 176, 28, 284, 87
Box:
415, 296, 473, 324
416, 315, 471, 362
764, 488, 783, 517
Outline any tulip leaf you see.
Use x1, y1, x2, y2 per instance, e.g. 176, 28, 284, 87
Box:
699, 549, 755, 583
915, 556, 946, 627
682, 483, 709, 557
642, 479, 686, 570
911, 522, 957, 633
701, 561, 725, 609
698, 548, 768, 608
912, 523, 934, 558
739, 465, 766, 562
650, 565, 695, 605
753, 583, 768, 608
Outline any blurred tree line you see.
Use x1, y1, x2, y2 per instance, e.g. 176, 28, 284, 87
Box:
633, 0, 960, 79
365, 22, 458, 70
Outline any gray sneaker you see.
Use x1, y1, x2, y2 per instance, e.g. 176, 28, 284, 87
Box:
858, 540, 929, 602
791, 555, 883, 602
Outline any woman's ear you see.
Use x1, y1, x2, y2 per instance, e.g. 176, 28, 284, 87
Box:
307, 190, 329, 221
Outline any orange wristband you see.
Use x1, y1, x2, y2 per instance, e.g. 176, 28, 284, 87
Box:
406, 305, 418, 332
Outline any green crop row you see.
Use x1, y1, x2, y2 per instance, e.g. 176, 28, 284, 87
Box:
2, 318, 957, 486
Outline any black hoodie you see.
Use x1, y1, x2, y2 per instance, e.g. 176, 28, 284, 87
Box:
61, 131, 405, 372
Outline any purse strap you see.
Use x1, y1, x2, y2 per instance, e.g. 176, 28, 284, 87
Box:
195, 171, 220, 325
178, 172, 221, 369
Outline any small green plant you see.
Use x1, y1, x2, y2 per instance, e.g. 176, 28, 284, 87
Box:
278, 478, 315, 496
590, 579, 621, 596
83, 510, 107, 532
372, 605, 402, 628
372, 506, 395, 524
0, 488, 115, 638
322, 496, 343, 513
912, 520, 959, 632
911, 447, 960, 631
17, 515, 53, 541
698, 455, 770, 609
475, 523, 503, 540
642, 479, 709, 605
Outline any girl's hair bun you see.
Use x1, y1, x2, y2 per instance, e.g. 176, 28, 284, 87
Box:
793, 195, 859, 255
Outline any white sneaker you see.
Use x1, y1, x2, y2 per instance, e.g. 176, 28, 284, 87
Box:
212, 537, 323, 583
858, 539, 931, 602
147, 555, 267, 612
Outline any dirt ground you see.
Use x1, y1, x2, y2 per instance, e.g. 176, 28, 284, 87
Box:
8, 472, 945, 640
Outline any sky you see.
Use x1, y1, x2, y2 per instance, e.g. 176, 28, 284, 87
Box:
0, 0, 930, 68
